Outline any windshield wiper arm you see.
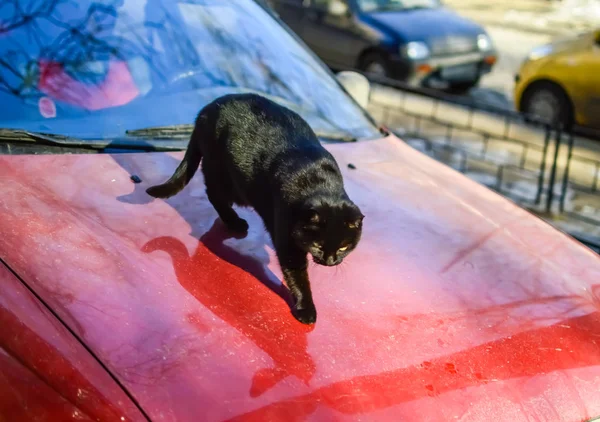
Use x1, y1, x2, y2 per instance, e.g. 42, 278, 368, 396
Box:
127, 125, 356, 143
0, 129, 101, 149
0, 129, 186, 152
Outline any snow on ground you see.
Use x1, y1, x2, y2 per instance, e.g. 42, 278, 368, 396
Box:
554, 0, 600, 23
505, 0, 600, 32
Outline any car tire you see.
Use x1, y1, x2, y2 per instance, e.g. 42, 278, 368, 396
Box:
521, 81, 574, 129
359, 53, 391, 79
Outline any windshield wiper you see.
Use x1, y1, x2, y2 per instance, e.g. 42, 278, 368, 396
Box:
0, 129, 186, 152
127, 88, 362, 143
0, 129, 96, 148
126, 124, 356, 143
125, 124, 193, 140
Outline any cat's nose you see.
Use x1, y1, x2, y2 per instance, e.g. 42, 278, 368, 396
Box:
325, 256, 336, 266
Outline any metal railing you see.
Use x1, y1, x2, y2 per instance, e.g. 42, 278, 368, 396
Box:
347, 70, 600, 252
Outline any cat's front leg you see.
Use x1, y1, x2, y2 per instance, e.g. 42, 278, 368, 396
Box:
271, 213, 316, 324
282, 266, 316, 324
278, 250, 316, 324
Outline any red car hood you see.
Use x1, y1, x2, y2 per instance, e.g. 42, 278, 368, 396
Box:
1, 135, 600, 421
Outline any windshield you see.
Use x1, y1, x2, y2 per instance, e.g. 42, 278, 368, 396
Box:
0, 0, 379, 141
357, 0, 440, 12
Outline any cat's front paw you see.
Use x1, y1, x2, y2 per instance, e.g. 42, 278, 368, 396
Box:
226, 217, 249, 234
293, 306, 317, 325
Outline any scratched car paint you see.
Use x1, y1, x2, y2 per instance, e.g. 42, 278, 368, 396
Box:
1, 0, 600, 421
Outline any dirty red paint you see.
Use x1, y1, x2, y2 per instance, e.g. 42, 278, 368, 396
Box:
141, 226, 316, 397
445, 363, 458, 374
1, 135, 600, 421
0, 263, 144, 421
227, 311, 600, 421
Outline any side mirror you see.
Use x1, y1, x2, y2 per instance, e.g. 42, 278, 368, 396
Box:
328, 0, 349, 16
336, 71, 371, 109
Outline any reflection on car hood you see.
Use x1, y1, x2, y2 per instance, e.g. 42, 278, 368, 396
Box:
364, 7, 483, 43
0, 135, 600, 420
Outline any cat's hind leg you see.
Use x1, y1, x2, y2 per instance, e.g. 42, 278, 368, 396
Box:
202, 162, 249, 234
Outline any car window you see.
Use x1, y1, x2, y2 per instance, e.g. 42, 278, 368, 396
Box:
0, 0, 380, 141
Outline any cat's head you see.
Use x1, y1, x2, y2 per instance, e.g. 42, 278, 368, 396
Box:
292, 196, 364, 267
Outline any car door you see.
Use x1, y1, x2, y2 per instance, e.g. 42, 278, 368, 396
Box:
301, 0, 363, 69
578, 36, 600, 128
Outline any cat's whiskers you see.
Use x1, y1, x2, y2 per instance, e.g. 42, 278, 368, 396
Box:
334, 260, 348, 277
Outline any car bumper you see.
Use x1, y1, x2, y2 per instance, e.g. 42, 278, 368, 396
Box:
389, 51, 497, 87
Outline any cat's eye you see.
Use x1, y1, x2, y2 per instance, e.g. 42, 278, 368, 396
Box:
347, 220, 361, 229
338, 245, 349, 252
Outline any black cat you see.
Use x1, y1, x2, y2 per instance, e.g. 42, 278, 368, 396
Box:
146, 93, 364, 324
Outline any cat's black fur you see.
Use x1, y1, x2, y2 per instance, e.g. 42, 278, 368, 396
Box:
146, 93, 364, 324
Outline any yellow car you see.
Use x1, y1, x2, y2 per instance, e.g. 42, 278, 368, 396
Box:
514, 29, 600, 129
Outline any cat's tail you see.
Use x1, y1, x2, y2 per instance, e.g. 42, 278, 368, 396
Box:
146, 129, 203, 199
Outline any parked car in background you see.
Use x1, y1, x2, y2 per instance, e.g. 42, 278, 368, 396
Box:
267, 0, 497, 92
1, 1, 600, 421
515, 29, 600, 129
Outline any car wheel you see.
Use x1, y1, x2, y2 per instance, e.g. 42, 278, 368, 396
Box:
359, 53, 390, 79
521, 82, 573, 128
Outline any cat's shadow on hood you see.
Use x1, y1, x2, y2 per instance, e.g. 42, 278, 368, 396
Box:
111, 151, 294, 306
112, 152, 316, 396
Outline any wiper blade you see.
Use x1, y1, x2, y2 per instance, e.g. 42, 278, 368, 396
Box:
0, 129, 186, 152
125, 124, 194, 140
128, 125, 356, 143
0, 129, 99, 149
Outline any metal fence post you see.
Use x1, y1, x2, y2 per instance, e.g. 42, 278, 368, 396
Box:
593, 163, 600, 193
496, 165, 504, 192
546, 127, 562, 214
535, 126, 551, 205
559, 131, 574, 213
